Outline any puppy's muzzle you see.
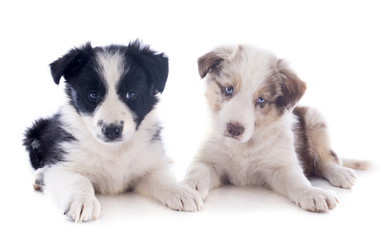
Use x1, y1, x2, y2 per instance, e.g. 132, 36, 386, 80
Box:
227, 122, 245, 137
102, 124, 123, 141
98, 120, 124, 142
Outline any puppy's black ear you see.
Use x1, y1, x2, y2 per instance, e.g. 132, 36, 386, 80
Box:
49, 42, 93, 84
275, 59, 306, 109
126, 40, 169, 93
198, 46, 237, 79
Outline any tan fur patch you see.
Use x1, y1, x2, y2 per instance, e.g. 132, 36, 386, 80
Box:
205, 80, 222, 112
253, 83, 283, 128
199, 46, 245, 114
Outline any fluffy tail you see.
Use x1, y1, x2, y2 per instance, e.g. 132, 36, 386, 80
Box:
342, 159, 371, 170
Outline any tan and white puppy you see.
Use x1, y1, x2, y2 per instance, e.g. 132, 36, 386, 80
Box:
184, 45, 367, 212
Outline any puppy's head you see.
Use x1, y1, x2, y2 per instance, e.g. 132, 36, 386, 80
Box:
50, 40, 168, 144
198, 45, 306, 143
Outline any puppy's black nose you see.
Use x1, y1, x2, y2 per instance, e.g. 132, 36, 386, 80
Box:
102, 124, 123, 141
227, 123, 245, 137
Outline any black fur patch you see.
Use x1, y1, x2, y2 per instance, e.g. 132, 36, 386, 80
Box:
117, 41, 168, 127
23, 114, 76, 170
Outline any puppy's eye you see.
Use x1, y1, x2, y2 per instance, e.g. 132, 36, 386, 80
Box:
256, 97, 266, 106
88, 92, 99, 102
125, 92, 137, 101
223, 86, 234, 96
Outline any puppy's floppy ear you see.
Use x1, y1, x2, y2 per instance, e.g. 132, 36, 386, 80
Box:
126, 40, 169, 93
198, 46, 236, 79
198, 51, 224, 79
49, 42, 93, 84
275, 59, 306, 109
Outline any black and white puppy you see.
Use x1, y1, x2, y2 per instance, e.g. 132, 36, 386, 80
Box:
24, 41, 202, 222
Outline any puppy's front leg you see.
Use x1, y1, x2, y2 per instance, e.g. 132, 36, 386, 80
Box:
183, 161, 222, 200
135, 168, 203, 211
44, 166, 101, 222
266, 166, 338, 212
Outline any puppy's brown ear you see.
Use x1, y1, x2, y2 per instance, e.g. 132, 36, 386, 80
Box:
198, 51, 224, 78
275, 59, 306, 109
198, 46, 235, 79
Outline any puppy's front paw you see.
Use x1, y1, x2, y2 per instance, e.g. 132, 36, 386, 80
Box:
160, 185, 203, 212
183, 178, 210, 200
64, 194, 101, 222
323, 166, 357, 189
295, 187, 339, 212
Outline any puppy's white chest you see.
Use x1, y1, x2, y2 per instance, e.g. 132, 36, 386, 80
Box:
67, 152, 129, 194
217, 148, 262, 186
64, 139, 160, 194
90, 155, 139, 194
218, 138, 281, 187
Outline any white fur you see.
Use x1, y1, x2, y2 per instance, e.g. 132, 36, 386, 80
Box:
42, 105, 202, 222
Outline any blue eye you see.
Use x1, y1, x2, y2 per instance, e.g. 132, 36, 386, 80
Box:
257, 97, 266, 104
125, 92, 137, 101
88, 92, 99, 102
224, 86, 234, 96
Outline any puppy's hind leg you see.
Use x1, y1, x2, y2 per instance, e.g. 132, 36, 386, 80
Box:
318, 150, 358, 189
302, 107, 359, 189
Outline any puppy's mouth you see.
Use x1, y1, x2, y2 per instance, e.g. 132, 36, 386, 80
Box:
96, 134, 125, 144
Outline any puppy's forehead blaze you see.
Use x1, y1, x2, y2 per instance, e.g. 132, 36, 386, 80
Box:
96, 50, 127, 88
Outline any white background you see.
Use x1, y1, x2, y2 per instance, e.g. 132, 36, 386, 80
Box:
1, 0, 387, 239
